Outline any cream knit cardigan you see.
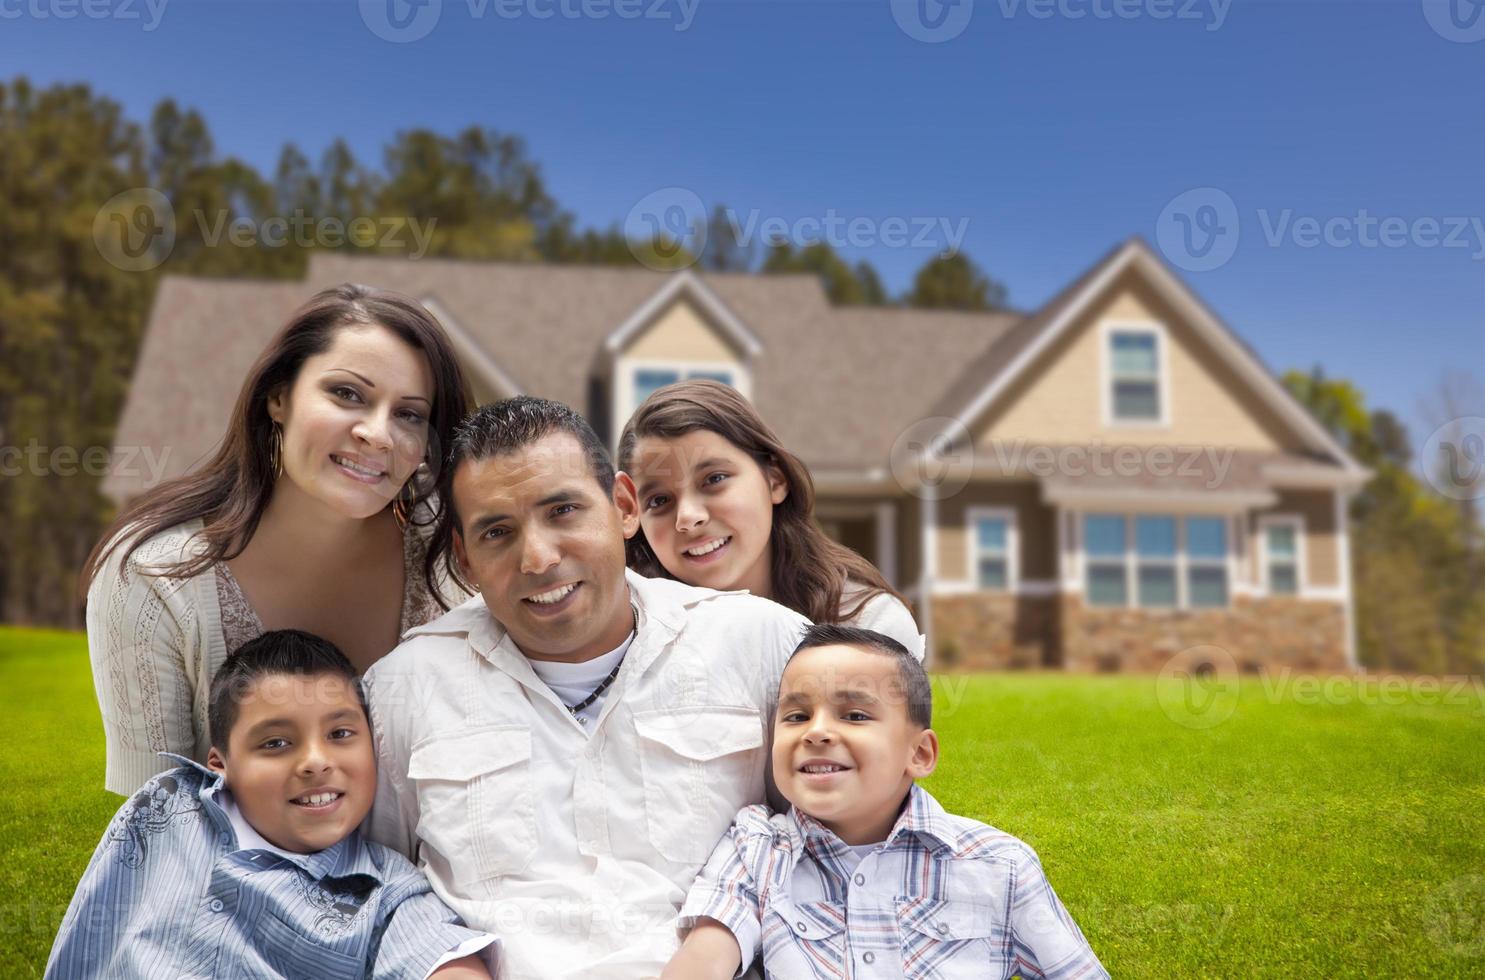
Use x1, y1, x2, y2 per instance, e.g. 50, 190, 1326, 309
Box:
86, 518, 226, 796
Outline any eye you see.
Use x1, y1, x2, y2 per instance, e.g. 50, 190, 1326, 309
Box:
703, 472, 729, 487
844, 710, 872, 722
259, 737, 288, 751
482, 526, 509, 541
644, 494, 671, 511
396, 408, 427, 425
330, 727, 357, 740
780, 711, 808, 723
330, 384, 363, 403
552, 503, 578, 518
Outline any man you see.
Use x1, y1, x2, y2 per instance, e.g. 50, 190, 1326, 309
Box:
364, 397, 808, 979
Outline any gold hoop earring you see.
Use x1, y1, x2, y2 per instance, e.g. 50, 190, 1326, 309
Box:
393, 481, 417, 529
269, 423, 284, 479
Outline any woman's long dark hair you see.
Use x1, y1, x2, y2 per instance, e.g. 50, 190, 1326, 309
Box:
617, 380, 905, 625
81, 283, 473, 599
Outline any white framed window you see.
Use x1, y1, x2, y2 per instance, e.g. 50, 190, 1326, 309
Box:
1082, 512, 1230, 609
1259, 514, 1305, 596
613, 359, 746, 437
1102, 321, 1169, 426
967, 507, 1018, 592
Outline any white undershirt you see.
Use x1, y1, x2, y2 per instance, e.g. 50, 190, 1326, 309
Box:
527, 631, 635, 728
840, 842, 881, 877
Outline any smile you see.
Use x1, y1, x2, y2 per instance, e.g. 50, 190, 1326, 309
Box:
523, 582, 581, 614
682, 536, 731, 560
290, 791, 344, 810
331, 454, 386, 483
799, 763, 850, 774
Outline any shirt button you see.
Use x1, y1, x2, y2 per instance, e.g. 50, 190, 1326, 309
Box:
208, 899, 224, 913
217, 832, 231, 846
853, 873, 866, 886
796, 921, 808, 933
936, 922, 950, 935
863, 951, 875, 964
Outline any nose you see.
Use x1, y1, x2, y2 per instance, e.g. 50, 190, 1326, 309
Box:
298, 739, 333, 776
520, 527, 561, 576
352, 408, 394, 454
802, 714, 835, 746
674, 491, 708, 534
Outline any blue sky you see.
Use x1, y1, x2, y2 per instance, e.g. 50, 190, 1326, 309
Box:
5, 0, 1482, 442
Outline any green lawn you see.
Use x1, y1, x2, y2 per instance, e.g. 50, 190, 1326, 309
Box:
3, 626, 1483, 977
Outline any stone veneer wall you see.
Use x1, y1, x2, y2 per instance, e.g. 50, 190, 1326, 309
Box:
929, 593, 1347, 673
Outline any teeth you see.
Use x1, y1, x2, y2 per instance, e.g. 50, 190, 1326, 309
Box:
294, 792, 342, 806
333, 455, 383, 477
684, 537, 729, 557
802, 764, 846, 774
527, 583, 577, 605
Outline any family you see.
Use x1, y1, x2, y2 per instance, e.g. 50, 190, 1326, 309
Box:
50, 284, 1107, 979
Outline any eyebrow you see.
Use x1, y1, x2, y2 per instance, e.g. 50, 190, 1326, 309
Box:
466, 489, 582, 537
329, 368, 431, 406
778, 689, 883, 707
636, 457, 734, 497
242, 706, 363, 739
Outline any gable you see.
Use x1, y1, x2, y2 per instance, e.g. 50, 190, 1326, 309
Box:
621, 296, 743, 363
972, 269, 1306, 454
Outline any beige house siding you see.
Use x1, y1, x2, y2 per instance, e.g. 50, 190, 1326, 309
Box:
934, 481, 1056, 583
972, 272, 1308, 455
623, 298, 743, 363
1251, 489, 1340, 589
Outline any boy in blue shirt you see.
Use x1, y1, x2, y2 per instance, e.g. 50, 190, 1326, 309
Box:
47, 629, 497, 980
663, 625, 1107, 979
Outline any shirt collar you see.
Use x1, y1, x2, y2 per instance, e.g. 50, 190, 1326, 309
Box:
156, 752, 385, 884
789, 784, 957, 861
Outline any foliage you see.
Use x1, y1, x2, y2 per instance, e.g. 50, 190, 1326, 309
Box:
905, 250, 1007, 311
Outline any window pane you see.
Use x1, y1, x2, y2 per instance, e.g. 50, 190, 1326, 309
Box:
1111, 332, 1158, 375
634, 368, 681, 405
1187, 517, 1227, 560
1138, 565, 1177, 607
1267, 525, 1297, 559
1085, 515, 1126, 557
977, 557, 1007, 591
1087, 563, 1127, 607
977, 517, 1007, 554
1188, 567, 1228, 607
1270, 563, 1298, 595
688, 369, 734, 386
1113, 380, 1160, 420
1136, 516, 1176, 558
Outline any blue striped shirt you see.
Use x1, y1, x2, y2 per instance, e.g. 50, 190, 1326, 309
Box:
46, 755, 492, 980
679, 785, 1108, 979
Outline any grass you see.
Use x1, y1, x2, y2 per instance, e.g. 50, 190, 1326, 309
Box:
3, 627, 1483, 977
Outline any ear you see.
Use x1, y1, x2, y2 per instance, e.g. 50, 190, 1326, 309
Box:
907, 728, 939, 780
206, 746, 227, 776
613, 471, 642, 539
451, 527, 473, 583
765, 460, 789, 506
266, 385, 289, 426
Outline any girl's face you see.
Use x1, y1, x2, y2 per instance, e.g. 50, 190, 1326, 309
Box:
267, 324, 434, 521
626, 429, 789, 598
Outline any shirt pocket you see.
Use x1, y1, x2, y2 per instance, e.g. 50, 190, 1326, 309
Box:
897, 897, 1004, 978
408, 725, 536, 886
255, 910, 365, 980
632, 706, 765, 865
761, 896, 847, 978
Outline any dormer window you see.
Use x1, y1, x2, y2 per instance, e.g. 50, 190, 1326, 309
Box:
1105, 323, 1167, 424
630, 363, 737, 414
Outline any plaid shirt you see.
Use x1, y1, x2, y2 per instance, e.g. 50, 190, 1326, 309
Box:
679, 786, 1107, 979
46, 755, 493, 980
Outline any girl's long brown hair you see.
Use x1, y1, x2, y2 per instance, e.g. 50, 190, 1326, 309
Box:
617, 380, 904, 624
81, 283, 473, 598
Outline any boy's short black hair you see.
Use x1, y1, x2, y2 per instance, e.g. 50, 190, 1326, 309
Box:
207, 629, 366, 752
789, 624, 932, 729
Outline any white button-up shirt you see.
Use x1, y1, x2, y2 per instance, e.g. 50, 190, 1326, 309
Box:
363, 569, 809, 980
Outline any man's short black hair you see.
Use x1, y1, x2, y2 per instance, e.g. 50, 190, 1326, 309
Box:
444, 396, 615, 531
207, 629, 366, 752
789, 624, 932, 729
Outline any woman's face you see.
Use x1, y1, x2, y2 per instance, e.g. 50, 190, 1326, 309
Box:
268, 324, 434, 521
626, 429, 788, 598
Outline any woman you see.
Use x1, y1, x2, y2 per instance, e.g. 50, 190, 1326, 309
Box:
82, 283, 473, 794
617, 379, 923, 657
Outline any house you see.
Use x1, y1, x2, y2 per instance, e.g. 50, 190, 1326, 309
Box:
105, 238, 1370, 671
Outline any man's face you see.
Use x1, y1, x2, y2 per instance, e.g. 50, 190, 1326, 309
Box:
451, 432, 640, 663
772, 644, 938, 846
207, 673, 375, 854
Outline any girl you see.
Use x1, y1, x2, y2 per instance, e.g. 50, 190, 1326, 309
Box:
617, 379, 922, 657
81, 283, 473, 794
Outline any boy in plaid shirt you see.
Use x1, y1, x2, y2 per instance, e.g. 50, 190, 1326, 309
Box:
662, 625, 1106, 980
